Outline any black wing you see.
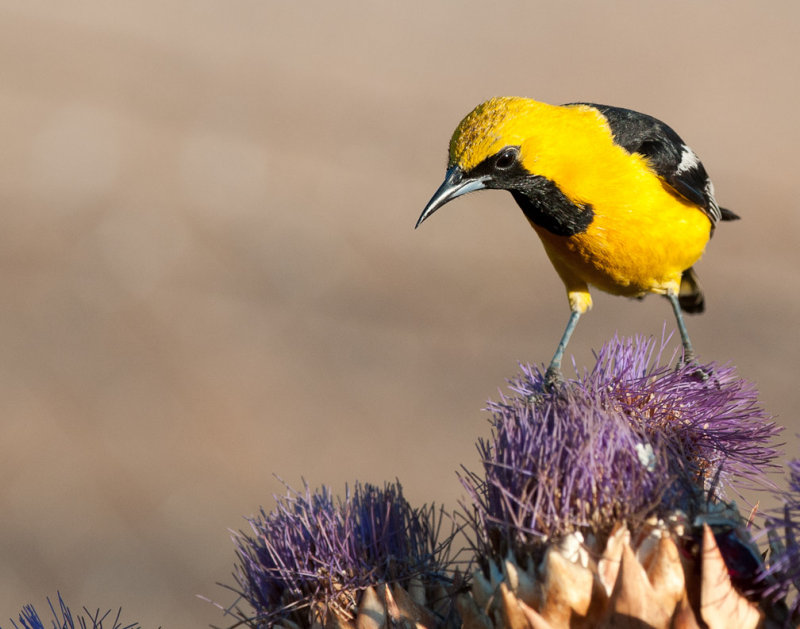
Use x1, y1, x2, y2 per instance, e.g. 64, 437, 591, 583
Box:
567, 103, 736, 225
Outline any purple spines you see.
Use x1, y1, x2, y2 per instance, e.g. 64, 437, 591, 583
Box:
232, 480, 454, 625
461, 335, 781, 555
588, 337, 780, 496
5, 593, 138, 629
462, 359, 671, 550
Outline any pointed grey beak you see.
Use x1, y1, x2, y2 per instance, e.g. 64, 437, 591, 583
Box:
415, 167, 489, 228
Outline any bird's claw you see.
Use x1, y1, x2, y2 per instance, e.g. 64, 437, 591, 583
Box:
677, 356, 710, 382
544, 366, 565, 392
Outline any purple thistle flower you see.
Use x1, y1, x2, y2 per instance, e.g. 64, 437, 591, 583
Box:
229, 480, 456, 627
4, 593, 140, 629
460, 334, 781, 558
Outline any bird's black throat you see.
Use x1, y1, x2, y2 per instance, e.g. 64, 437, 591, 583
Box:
510, 181, 594, 237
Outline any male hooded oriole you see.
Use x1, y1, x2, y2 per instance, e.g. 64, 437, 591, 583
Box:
415, 97, 738, 385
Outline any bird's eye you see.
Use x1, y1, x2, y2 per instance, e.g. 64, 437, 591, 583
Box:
494, 147, 519, 170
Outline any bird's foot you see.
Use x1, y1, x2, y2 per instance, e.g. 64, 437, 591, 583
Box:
544, 365, 565, 392
677, 355, 710, 382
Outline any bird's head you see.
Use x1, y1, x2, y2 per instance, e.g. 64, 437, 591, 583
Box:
415, 97, 554, 228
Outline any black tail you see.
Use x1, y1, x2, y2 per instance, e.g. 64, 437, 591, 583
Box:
678, 267, 705, 314
720, 207, 740, 221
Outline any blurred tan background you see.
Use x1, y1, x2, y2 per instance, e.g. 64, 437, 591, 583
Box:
1, 1, 798, 626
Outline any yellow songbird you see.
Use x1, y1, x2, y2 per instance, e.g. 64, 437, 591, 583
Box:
416, 97, 738, 385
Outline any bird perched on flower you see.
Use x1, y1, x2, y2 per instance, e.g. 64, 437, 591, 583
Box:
416, 97, 738, 385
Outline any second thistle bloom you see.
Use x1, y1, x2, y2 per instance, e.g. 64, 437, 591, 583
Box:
231, 480, 456, 627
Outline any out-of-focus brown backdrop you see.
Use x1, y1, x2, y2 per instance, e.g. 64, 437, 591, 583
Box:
1, 1, 798, 626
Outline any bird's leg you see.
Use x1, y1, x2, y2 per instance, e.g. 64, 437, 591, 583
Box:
666, 291, 709, 380
544, 310, 581, 388
666, 291, 695, 363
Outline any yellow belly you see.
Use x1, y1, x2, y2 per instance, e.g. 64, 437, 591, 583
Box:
530, 198, 712, 299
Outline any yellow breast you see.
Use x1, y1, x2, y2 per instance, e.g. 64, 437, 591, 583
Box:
531, 192, 711, 297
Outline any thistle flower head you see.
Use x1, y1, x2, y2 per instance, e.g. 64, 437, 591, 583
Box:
4, 593, 139, 629
230, 480, 456, 627
461, 334, 781, 559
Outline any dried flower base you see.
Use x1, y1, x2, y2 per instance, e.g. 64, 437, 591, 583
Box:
460, 522, 769, 629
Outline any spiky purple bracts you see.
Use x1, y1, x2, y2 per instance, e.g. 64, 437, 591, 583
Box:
461, 335, 781, 555
231, 480, 455, 626
589, 336, 780, 496
3, 593, 139, 629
